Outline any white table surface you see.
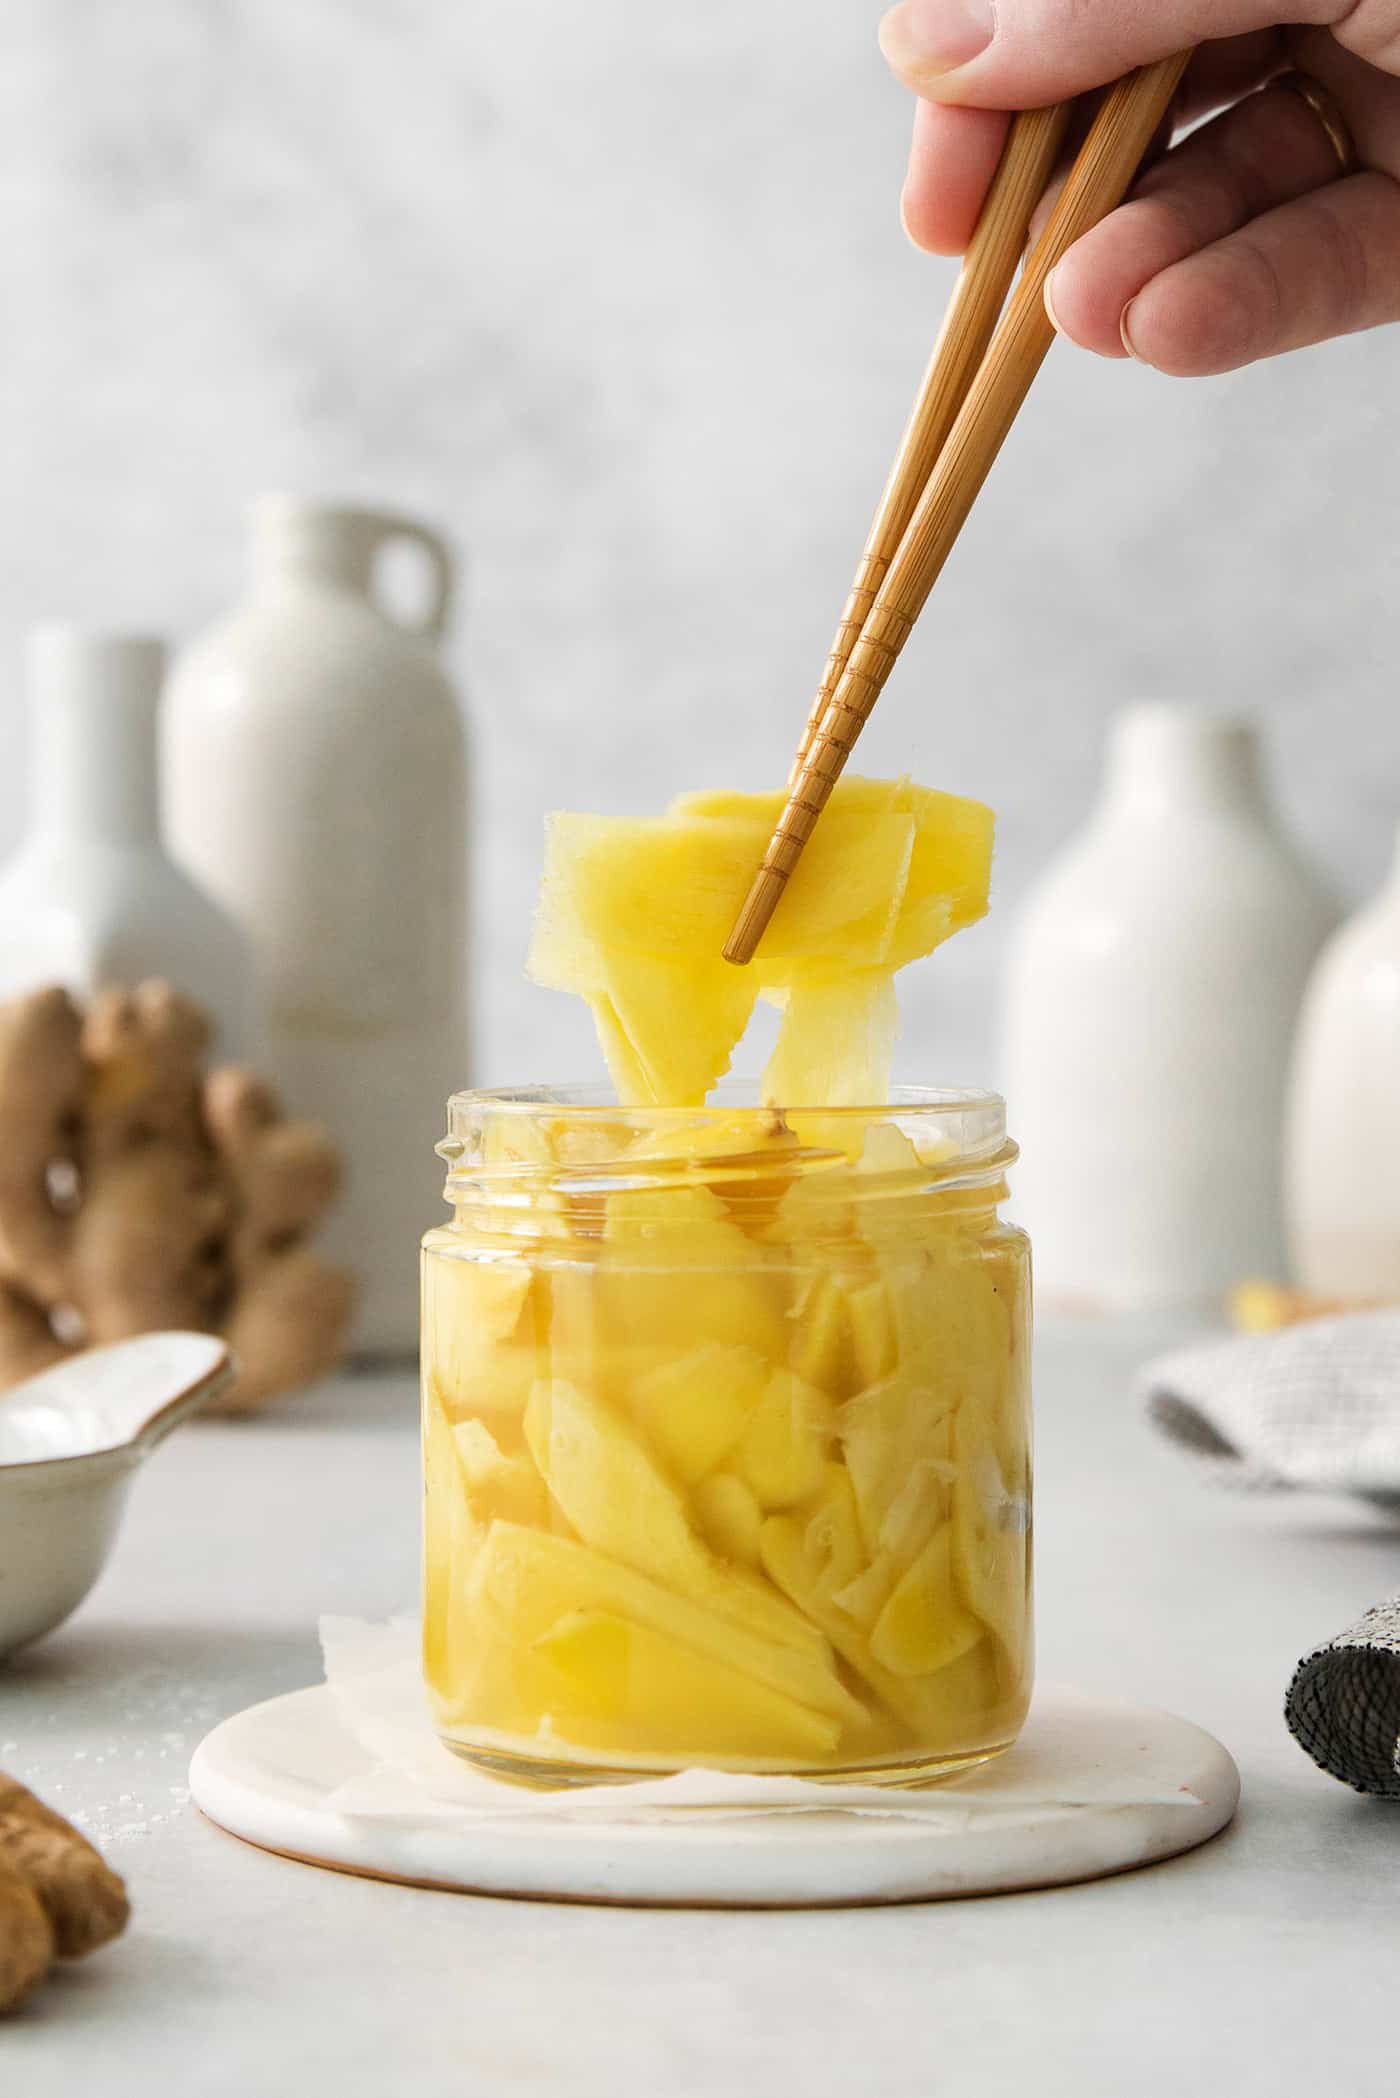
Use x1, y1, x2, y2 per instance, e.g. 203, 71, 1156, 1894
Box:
3, 1320, 1397, 2098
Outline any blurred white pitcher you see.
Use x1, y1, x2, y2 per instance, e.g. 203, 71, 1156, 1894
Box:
0, 627, 253, 1057
1002, 705, 1335, 1314
162, 499, 469, 1356
1287, 828, 1400, 1300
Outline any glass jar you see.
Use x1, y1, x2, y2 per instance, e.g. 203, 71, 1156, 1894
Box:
420, 1084, 1032, 1787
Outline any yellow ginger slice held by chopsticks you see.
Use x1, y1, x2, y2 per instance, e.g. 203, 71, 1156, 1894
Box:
528, 776, 993, 1108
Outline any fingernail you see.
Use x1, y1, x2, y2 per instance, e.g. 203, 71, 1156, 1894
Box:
879, 0, 997, 79
1044, 265, 1095, 352
1119, 298, 1146, 363
1044, 265, 1066, 338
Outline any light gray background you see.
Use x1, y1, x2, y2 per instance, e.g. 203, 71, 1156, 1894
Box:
0, 0, 1395, 1089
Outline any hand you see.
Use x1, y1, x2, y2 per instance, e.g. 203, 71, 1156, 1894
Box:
879, 0, 1400, 373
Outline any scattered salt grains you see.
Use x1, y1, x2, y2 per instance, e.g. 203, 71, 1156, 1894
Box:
19, 1762, 200, 1852
70, 1795, 181, 1848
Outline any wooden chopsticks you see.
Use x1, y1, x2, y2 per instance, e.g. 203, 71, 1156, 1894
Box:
726, 51, 1192, 966
788, 100, 1073, 784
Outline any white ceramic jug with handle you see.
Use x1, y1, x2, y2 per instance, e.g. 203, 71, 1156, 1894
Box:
0, 626, 254, 1057
1286, 828, 1400, 1299
161, 498, 469, 1356
1002, 704, 1336, 1314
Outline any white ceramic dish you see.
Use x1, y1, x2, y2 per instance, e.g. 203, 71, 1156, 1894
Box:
191, 1682, 1240, 1909
0, 1331, 232, 1657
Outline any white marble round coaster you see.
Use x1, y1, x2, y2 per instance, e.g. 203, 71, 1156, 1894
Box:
190, 1685, 1239, 1909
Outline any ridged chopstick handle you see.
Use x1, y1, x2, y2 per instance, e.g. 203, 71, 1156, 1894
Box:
790, 101, 1074, 785
726, 50, 1192, 966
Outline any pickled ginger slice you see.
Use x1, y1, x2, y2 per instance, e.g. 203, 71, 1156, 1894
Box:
534, 1609, 842, 1760
672, 777, 993, 976
761, 973, 898, 1110
529, 808, 911, 985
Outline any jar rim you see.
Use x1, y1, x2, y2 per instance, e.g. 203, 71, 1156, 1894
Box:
446, 1080, 1005, 1119
436, 1083, 1014, 1228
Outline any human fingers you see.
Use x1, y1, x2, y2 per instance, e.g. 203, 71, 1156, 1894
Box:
1043, 79, 1354, 355
898, 36, 1283, 257
1119, 171, 1400, 374
1175, 32, 1289, 124
878, 0, 1340, 108
901, 99, 1011, 252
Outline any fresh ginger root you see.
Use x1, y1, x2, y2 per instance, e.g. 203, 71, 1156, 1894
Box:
0, 988, 84, 1304
0, 981, 354, 1411
81, 979, 211, 1160
0, 1774, 129, 2013
0, 1283, 74, 1387
0, 1872, 51, 2014
202, 1066, 353, 1411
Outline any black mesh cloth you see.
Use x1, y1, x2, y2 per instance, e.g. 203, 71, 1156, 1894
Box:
1285, 1598, 1400, 1798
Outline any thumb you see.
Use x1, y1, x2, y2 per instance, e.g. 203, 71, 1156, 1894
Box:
879, 0, 1335, 106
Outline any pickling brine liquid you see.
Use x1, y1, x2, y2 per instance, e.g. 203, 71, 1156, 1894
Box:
421, 1090, 1031, 1786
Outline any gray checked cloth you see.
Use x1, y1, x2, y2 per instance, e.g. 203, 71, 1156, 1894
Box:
1141, 1311, 1400, 1798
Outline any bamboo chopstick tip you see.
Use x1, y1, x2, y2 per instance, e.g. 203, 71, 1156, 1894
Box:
723, 864, 789, 966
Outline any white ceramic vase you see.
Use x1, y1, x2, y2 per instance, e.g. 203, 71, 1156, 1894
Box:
0, 627, 254, 1057
1286, 829, 1400, 1298
161, 498, 469, 1356
1002, 704, 1336, 1313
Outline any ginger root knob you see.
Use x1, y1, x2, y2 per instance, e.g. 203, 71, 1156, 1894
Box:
0, 1775, 129, 2012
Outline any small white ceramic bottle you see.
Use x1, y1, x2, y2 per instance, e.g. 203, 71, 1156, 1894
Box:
0, 627, 254, 1056
161, 498, 469, 1356
1002, 704, 1336, 1313
1286, 828, 1400, 1298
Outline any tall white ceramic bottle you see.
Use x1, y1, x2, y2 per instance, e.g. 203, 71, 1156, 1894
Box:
1002, 704, 1336, 1313
162, 498, 469, 1356
0, 627, 254, 1056
1286, 828, 1400, 1297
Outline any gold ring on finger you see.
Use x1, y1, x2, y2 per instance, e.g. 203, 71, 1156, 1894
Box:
1276, 69, 1360, 179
